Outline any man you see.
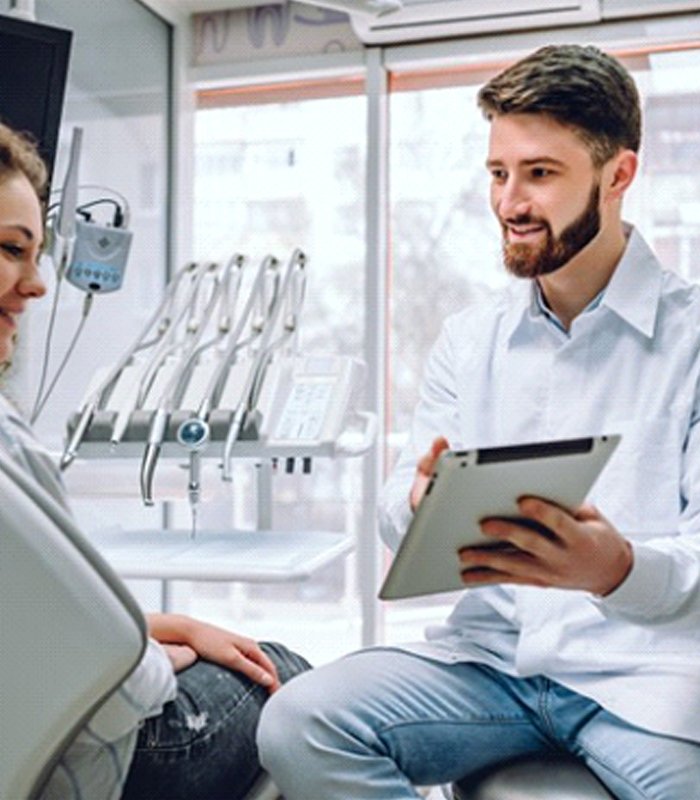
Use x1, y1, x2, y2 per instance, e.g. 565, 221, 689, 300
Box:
256, 45, 700, 799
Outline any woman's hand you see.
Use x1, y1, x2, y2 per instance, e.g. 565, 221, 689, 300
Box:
147, 614, 281, 692
162, 643, 198, 673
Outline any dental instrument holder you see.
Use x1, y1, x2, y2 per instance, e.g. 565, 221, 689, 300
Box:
62, 250, 376, 525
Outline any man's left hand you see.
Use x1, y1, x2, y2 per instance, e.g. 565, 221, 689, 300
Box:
458, 498, 633, 596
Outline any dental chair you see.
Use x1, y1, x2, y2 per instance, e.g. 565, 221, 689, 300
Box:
0, 448, 147, 799
451, 753, 615, 799
0, 449, 278, 800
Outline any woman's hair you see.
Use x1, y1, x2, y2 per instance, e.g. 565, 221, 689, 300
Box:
477, 44, 641, 167
0, 121, 48, 200
0, 123, 48, 380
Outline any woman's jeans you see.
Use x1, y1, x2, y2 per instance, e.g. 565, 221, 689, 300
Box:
257, 648, 700, 800
122, 642, 310, 800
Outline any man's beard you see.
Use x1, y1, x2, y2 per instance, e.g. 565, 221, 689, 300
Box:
502, 182, 601, 279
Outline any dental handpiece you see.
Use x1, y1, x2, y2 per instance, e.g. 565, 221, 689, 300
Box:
176, 417, 211, 538
174, 256, 277, 465
59, 263, 198, 469
221, 250, 306, 480
140, 407, 169, 506
60, 399, 96, 471
139, 264, 223, 505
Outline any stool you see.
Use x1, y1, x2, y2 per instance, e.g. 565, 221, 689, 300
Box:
245, 772, 280, 800
452, 754, 614, 799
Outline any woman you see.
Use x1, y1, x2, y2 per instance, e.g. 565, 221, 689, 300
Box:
0, 121, 310, 800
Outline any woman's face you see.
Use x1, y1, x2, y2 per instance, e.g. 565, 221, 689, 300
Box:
0, 172, 46, 364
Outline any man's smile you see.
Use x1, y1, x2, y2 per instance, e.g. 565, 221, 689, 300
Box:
504, 222, 547, 243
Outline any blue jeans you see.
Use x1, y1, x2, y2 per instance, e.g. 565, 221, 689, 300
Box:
257, 648, 700, 800
121, 642, 310, 800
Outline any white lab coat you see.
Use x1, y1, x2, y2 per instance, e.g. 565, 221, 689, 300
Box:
380, 226, 700, 744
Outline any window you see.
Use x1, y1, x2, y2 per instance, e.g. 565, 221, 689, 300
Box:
189, 80, 368, 663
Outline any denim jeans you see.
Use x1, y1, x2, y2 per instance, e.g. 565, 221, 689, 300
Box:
257, 648, 700, 800
121, 642, 310, 800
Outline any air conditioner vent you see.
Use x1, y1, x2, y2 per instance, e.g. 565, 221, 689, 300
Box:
351, 0, 601, 44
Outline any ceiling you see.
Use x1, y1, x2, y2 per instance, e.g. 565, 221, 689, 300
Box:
155, 0, 273, 11
149, 0, 399, 15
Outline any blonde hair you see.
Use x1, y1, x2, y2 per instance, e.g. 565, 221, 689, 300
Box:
0, 122, 48, 379
0, 121, 48, 200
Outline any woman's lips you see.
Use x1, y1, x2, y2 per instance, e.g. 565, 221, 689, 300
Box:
0, 308, 19, 331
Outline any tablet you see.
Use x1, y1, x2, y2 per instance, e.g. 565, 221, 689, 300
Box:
379, 434, 620, 600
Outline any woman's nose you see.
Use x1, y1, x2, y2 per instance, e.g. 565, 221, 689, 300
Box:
18, 263, 47, 299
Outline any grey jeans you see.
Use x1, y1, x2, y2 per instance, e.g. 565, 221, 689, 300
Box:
121, 641, 310, 800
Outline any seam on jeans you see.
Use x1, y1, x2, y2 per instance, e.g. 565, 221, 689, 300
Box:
193, 680, 260, 738
377, 716, 534, 737
577, 740, 654, 800
537, 679, 559, 742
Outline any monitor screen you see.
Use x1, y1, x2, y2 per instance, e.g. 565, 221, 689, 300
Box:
0, 14, 72, 182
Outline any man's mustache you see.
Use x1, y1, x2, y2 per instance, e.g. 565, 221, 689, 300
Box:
501, 214, 549, 228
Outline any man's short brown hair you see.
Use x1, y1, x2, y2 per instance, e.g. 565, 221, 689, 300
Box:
477, 44, 641, 167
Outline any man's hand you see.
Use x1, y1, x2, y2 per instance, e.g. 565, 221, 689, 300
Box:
147, 614, 281, 692
409, 436, 450, 512
458, 497, 633, 596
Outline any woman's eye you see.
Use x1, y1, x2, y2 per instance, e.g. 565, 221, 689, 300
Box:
1, 243, 24, 258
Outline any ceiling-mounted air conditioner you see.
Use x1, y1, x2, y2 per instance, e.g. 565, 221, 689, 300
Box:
350, 0, 601, 44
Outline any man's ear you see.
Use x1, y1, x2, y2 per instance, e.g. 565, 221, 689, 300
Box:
604, 149, 638, 201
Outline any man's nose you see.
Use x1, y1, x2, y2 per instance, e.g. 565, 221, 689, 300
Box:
496, 177, 532, 221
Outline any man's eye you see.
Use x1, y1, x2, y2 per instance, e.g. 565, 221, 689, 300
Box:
532, 168, 552, 178
490, 169, 507, 181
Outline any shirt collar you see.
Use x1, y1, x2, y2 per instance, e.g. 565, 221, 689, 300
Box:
599, 224, 663, 339
504, 224, 663, 343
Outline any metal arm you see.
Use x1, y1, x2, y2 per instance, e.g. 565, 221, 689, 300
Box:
60, 262, 197, 470
221, 249, 307, 480
139, 262, 225, 505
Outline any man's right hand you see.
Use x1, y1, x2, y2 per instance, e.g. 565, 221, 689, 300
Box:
409, 436, 450, 512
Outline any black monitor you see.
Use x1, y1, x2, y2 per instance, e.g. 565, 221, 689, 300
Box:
0, 14, 72, 182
